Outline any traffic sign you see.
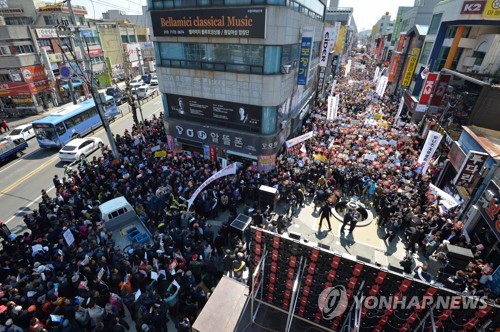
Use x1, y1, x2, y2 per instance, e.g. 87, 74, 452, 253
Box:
60, 65, 72, 79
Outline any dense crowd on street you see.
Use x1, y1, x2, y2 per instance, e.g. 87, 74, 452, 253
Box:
0, 57, 497, 332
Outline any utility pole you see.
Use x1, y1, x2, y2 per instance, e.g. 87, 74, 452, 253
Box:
136, 47, 145, 76
67, 0, 120, 159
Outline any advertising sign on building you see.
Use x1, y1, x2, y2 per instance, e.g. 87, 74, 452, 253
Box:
482, 0, 499, 18
476, 180, 500, 240
166, 94, 261, 130
417, 130, 443, 174
317, 67, 327, 93
124, 43, 141, 62
297, 27, 315, 86
430, 74, 451, 106
258, 154, 276, 173
402, 48, 420, 87
397, 34, 406, 53
461, 1, 487, 14
36, 28, 58, 38
319, 26, 335, 67
454, 151, 488, 192
150, 8, 266, 38
418, 72, 438, 105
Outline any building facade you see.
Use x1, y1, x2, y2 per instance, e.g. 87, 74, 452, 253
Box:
147, 0, 325, 168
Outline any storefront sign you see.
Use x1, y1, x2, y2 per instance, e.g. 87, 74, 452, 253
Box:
0, 65, 49, 97
167, 120, 285, 155
417, 130, 442, 174
80, 29, 97, 38
258, 154, 276, 172
418, 72, 438, 105
387, 55, 400, 83
461, 1, 486, 14
36, 28, 58, 38
21, 65, 46, 82
150, 7, 266, 38
319, 26, 335, 67
477, 181, 500, 239
298, 29, 314, 86
166, 94, 261, 130
123, 43, 141, 62
47, 52, 74, 63
403, 90, 418, 111
397, 34, 406, 53
448, 141, 467, 172
317, 67, 327, 94
454, 151, 488, 192
402, 48, 420, 87
87, 48, 103, 57
430, 74, 451, 106
483, 0, 500, 17
209, 147, 218, 162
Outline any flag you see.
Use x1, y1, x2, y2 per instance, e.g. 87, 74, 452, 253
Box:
300, 144, 307, 154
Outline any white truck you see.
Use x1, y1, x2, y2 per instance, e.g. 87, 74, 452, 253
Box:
98, 196, 152, 251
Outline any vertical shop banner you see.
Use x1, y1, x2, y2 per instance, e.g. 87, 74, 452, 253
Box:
376, 76, 388, 97
344, 59, 352, 77
258, 154, 276, 173
297, 26, 315, 86
334, 25, 345, 53
187, 163, 238, 209
417, 130, 443, 174
319, 26, 335, 67
317, 67, 327, 94
373, 66, 380, 82
454, 151, 488, 192
333, 22, 341, 47
402, 48, 420, 87
330, 79, 337, 96
418, 72, 438, 105
388, 55, 400, 83
430, 74, 451, 106
209, 147, 218, 162
397, 34, 406, 52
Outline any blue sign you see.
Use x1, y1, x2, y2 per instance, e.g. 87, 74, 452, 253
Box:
60, 65, 71, 79
80, 30, 94, 38
297, 37, 312, 86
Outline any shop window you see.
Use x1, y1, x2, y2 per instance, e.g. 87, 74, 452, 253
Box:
419, 42, 433, 65
0, 46, 11, 56
261, 107, 277, 134
15, 45, 35, 54
0, 74, 10, 82
43, 15, 55, 25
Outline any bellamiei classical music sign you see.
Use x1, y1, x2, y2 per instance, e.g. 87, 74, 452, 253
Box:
151, 8, 266, 38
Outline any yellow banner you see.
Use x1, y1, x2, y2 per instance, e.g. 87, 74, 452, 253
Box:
154, 151, 167, 158
314, 155, 327, 162
402, 48, 420, 87
483, 0, 500, 18
334, 26, 345, 53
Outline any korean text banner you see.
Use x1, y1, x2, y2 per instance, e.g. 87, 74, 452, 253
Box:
402, 48, 420, 87
187, 163, 238, 209
167, 94, 261, 130
417, 130, 442, 174
297, 37, 313, 85
285, 131, 314, 149
151, 8, 266, 38
319, 26, 335, 67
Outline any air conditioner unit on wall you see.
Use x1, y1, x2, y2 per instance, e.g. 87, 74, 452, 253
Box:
281, 65, 292, 74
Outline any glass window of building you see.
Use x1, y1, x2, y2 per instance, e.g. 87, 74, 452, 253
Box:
419, 42, 433, 65
428, 13, 442, 35
43, 15, 55, 25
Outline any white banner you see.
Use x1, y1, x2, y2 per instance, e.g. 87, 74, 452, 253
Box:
319, 26, 335, 67
286, 131, 314, 149
377, 76, 388, 98
417, 130, 443, 174
334, 94, 339, 116
429, 184, 461, 210
394, 96, 405, 123
327, 96, 336, 121
187, 163, 238, 209
373, 66, 380, 82
344, 59, 352, 77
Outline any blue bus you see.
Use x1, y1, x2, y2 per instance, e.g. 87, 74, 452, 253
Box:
32, 96, 120, 148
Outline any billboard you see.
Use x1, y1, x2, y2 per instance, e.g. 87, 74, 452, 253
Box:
150, 8, 266, 38
166, 94, 261, 130
482, 0, 500, 17
319, 26, 335, 67
387, 55, 400, 82
297, 27, 315, 86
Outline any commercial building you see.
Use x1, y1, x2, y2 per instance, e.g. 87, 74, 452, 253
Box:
148, 0, 326, 169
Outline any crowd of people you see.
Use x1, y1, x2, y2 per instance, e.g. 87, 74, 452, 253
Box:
0, 57, 497, 332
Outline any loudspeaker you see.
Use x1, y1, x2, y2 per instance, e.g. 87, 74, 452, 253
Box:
288, 232, 301, 240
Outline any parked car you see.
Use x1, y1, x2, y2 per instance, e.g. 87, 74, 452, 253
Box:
59, 137, 103, 162
0, 137, 28, 163
130, 82, 146, 94
6, 124, 35, 141
150, 75, 158, 86
141, 74, 152, 84
137, 86, 155, 99
105, 87, 126, 104
130, 77, 143, 85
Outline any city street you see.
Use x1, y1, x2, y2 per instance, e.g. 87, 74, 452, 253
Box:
0, 95, 164, 235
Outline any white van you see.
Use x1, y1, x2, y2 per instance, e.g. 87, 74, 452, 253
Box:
137, 86, 153, 99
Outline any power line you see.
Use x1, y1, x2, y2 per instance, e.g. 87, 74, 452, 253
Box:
90, 0, 142, 14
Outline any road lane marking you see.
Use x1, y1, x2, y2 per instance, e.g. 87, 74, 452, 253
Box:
0, 155, 59, 199
5, 186, 55, 224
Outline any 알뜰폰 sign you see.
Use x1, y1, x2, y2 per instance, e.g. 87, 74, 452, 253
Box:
166, 94, 261, 131
151, 8, 266, 38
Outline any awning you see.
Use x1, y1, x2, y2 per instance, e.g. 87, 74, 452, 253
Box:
61, 81, 83, 90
